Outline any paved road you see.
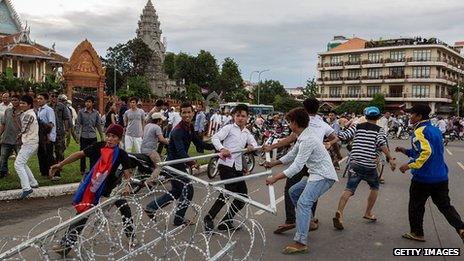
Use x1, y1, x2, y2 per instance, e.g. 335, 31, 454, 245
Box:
1, 139, 464, 260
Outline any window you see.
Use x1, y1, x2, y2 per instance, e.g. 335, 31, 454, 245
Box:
368, 52, 382, 63
413, 50, 431, 61
412, 66, 431, 78
435, 85, 440, 98
412, 85, 430, 98
368, 68, 382, 78
329, 70, 342, 80
347, 69, 361, 79
367, 86, 381, 97
390, 51, 405, 62
389, 67, 404, 78
329, 86, 341, 97
347, 86, 361, 97
320, 86, 325, 94
330, 56, 342, 66
348, 54, 360, 64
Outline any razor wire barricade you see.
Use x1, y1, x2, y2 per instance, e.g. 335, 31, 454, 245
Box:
0, 147, 277, 261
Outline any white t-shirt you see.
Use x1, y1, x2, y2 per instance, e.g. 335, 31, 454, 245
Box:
437, 119, 447, 133
308, 115, 334, 142
169, 112, 182, 129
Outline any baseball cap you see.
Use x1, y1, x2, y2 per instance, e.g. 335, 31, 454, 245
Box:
363, 106, 380, 117
405, 104, 431, 119
151, 112, 166, 121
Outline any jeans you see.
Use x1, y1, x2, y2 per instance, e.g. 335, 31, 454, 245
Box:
0, 143, 18, 176
284, 166, 318, 224
80, 137, 98, 173
145, 167, 193, 226
289, 178, 335, 245
345, 163, 379, 194
14, 143, 39, 191
124, 136, 142, 153
409, 180, 464, 237
207, 165, 248, 222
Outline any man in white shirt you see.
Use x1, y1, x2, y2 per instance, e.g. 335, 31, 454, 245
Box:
209, 110, 222, 136
264, 98, 336, 233
0, 92, 12, 121
168, 107, 182, 131
378, 112, 392, 134
437, 117, 447, 136
204, 104, 258, 231
265, 107, 338, 254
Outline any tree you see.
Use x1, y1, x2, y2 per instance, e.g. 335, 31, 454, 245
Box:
117, 75, 152, 100
302, 77, 318, 99
185, 83, 204, 101
228, 88, 250, 102
105, 38, 154, 94
252, 80, 288, 105
216, 57, 243, 96
164, 52, 176, 79
367, 93, 386, 112
273, 95, 302, 112
335, 100, 366, 115
193, 50, 219, 90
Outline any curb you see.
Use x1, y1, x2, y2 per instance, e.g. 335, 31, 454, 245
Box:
0, 165, 208, 201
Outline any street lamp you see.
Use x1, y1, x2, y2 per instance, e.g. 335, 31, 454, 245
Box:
458, 65, 462, 118
249, 70, 259, 82
257, 69, 270, 105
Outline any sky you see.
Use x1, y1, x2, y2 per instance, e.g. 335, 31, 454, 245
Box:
11, 0, 464, 88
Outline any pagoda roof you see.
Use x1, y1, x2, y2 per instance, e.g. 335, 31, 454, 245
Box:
0, 31, 68, 63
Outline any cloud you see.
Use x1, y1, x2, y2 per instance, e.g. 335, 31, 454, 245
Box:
12, 0, 464, 87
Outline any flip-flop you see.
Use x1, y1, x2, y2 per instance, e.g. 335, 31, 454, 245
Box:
333, 211, 344, 230
363, 215, 377, 222
282, 245, 308, 254
402, 232, 426, 242
273, 224, 295, 234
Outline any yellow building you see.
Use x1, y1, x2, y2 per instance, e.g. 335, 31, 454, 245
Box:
317, 36, 464, 113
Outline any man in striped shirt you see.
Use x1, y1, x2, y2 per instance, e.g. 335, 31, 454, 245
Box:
332, 106, 396, 230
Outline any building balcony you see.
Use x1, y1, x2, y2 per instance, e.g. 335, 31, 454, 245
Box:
316, 93, 452, 103
318, 57, 464, 73
318, 75, 459, 86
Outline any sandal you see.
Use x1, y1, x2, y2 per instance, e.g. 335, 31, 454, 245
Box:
282, 244, 308, 254
333, 211, 344, 230
402, 232, 426, 242
273, 224, 295, 234
459, 231, 464, 244
363, 215, 377, 222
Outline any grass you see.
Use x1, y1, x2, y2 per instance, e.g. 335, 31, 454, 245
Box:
0, 140, 213, 191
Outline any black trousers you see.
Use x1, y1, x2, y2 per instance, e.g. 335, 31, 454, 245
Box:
284, 166, 318, 224
38, 142, 55, 177
409, 180, 464, 237
61, 199, 134, 247
207, 164, 248, 222
80, 137, 98, 173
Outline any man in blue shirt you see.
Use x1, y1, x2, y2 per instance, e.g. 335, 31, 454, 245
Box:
144, 102, 214, 226
36, 93, 56, 178
396, 104, 464, 243
194, 104, 206, 140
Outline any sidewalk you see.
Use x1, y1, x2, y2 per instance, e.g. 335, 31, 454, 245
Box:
0, 165, 208, 201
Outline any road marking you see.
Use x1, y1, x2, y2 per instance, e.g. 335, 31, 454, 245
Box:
339, 156, 348, 164
446, 148, 453, 156
458, 162, 464, 171
254, 195, 284, 216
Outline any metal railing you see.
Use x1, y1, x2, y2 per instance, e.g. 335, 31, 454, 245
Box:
0, 146, 275, 260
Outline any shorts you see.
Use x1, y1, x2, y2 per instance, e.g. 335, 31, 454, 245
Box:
345, 163, 379, 194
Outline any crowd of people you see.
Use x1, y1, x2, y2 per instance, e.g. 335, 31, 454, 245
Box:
1, 90, 463, 256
